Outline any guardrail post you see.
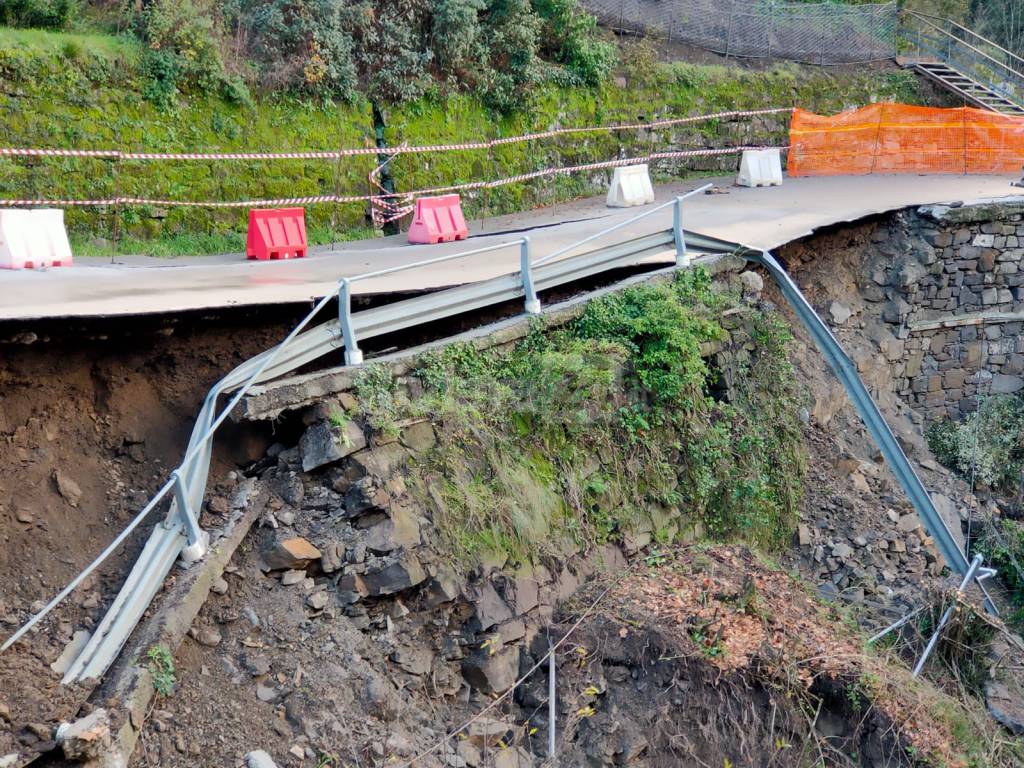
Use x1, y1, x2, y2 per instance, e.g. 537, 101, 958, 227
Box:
548, 636, 557, 761
338, 278, 363, 365
521, 237, 541, 315
673, 196, 690, 268
171, 468, 208, 562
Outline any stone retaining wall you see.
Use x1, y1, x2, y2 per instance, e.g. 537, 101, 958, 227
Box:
807, 199, 1024, 423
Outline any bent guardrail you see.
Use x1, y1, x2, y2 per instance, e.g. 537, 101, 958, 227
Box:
2, 184, 996, 687
1, 187, 709, 684
685, 230, 999, 613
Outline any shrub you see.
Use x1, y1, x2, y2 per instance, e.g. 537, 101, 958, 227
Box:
925, 395, 1024, 490
0, 0, 78, 30
976, 519, 1024, 627
533, 0, 615, 86
137, 0, 251, 106
396, 268, 805, 565
221, 0, 358, 98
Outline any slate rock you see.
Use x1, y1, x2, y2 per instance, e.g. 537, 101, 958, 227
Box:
362, 555, 427, 596
391, 646, 433, 676
992, 374, 1024, 394
462, 648, 519, 694
299, 420, 367, 472
987, 680, 1024, 735
401, 421, 437, 453
362, 504, 421, 554
473, 581, 513, 630
739, 271, 764, 294
828, 301, 852, 325
320, 541, 346, 574
351, 444, 409, 481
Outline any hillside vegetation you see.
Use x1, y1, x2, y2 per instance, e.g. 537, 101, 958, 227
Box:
0, 1, 945, 254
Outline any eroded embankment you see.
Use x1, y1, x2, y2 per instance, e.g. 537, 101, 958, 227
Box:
0, 307, 311, 760
101, 261, 1019, 767
8, 203, 1024, 767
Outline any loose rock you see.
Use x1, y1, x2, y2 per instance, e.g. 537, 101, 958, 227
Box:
262, 537, 321, 571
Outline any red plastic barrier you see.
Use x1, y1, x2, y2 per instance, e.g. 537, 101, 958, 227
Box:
407, 194, 468, 244
246, 208, 307, 261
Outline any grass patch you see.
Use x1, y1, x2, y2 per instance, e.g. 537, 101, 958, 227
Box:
0, 25, 140, 60
145, 644, 176, 697
70, 223, 378, 258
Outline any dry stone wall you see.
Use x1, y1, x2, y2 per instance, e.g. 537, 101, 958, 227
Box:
808, 199, 1024, 423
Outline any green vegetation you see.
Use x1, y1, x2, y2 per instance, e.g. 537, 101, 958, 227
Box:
68, 222, 376, 258
145, 644, 176, 696
977, 520, 1024, 627
926, 396, 1024, 626
3, 0, 616, 110
925, 394, 1024, 491
0, 24, 933, 251
356, 268, 806, 567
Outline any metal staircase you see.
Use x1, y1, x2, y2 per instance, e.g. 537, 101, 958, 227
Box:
900, 11, 1024, 115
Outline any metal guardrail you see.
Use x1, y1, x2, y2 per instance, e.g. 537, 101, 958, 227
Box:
900, 10, 1024, 109
1, 181, 997, 686
695, 234, 999, 614
0, 185, 709, 683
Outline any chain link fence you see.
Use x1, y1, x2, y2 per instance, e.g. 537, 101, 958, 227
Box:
583, 0, 898, 65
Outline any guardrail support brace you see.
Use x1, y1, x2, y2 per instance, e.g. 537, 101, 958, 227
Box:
171, 469, 208, 563
339, 278, 363, 365
521, 237, 541, 315
673, 196, 689, 268
912, 553, 985, 677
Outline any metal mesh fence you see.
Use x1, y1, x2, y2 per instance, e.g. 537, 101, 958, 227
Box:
583, 0, 898, 65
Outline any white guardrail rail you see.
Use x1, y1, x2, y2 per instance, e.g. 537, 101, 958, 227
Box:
0, 182, 995, 687
0, 187, 709, 683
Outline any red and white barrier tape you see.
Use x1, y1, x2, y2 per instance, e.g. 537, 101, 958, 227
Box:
0, 146, 788, 210
0, 108, 790, 162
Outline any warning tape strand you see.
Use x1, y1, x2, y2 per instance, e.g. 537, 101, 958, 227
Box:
0, 146, 788, 210
0, 108, 789, 162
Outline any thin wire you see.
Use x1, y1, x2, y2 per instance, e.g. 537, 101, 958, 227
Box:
391, 561, 639, 768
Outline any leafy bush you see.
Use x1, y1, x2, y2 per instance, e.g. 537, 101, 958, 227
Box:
976, 519, 1024, 627
925, 395, 1024, 490
221, 0, 358, 98
533, 0, 614, 86
136, 0, 251, 106
0, 0, 78, 30
383, 268, 805, 566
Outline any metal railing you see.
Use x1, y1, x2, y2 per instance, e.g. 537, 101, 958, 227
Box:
1, 185, 708, 683
337, 185, 711, 367
900, 10, 1024, 108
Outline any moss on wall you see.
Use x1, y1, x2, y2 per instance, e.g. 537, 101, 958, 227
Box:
0, 27, 938, 245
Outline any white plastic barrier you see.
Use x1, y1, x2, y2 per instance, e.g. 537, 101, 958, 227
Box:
736, 149, 783, 188
606, 164, 655, 207
0, 208, 74, 270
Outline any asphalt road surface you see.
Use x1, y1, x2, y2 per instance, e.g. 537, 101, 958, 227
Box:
2, 174, 1021, 320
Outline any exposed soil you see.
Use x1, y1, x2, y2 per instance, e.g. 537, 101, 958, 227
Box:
0, 260, 685, 763
0, 306, 315, 760
1, 211, 1013, 765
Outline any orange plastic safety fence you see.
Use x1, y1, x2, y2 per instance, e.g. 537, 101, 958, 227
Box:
788, 103, 1024, 176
